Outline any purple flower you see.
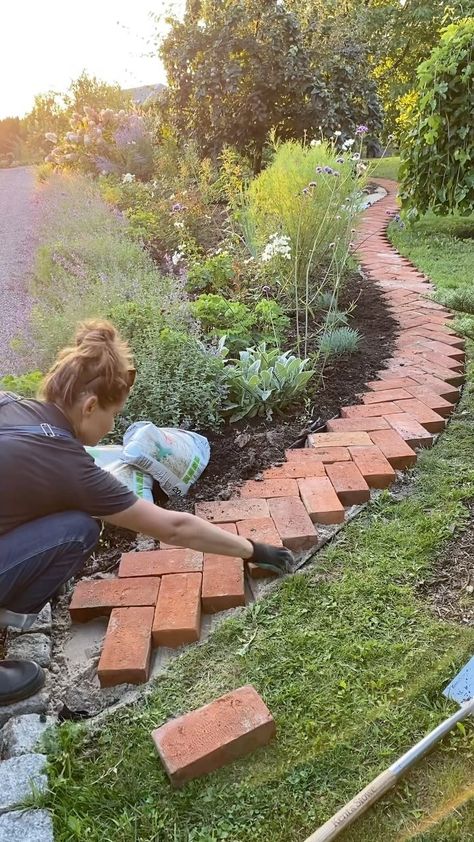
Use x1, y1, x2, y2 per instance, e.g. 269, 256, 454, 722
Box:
302, 187, 310, 195
332, 171, 340, 177
315, 166, 324, 173
356, 125, 369, 134
171, 202, 186, 212
323, 166, 334, 174
336, 157, 345, 164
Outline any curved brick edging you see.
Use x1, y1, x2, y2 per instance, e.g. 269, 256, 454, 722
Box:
67, 178, 465, 686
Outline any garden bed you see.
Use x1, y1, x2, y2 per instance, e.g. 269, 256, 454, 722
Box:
166, 269, 398, 513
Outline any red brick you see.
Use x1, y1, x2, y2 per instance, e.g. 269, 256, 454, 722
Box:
348, 446, 396, 489
326, 417, 391, 433
384, 413, 434, 448
366, 377, 420, 392
119, 549, 203, 578
297, 477, 345, 524
239, 478, 299, 498
325, 462, 370, 506
393, 398, 445, 433
152, 573, 202, 648
405, 328, 464, 348
361, 388, 413, 404
98, 607, 154, 687
202, 555, 245, 613
380, 370, 459, 402
398, 336, 465, 361
69, 577, 160, 623
236, 517, 282, 578
308, 431, 372, 448
151, 685, 275, 786
263, 461, 326, 479
368, 429, 417, 469
341, 402, 401, 418
403, 347, 463, 371
195, 498, 269, 523
400, 385, 453, 417
268, 496, 318, 552
286, 446, 351, 463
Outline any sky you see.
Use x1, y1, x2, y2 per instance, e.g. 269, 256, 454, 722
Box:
0, 1, 184, 119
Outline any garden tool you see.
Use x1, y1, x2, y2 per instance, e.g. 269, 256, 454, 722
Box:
303, 655, 474, 842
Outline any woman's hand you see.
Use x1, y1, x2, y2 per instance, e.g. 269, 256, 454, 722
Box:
103, 499, 293, 574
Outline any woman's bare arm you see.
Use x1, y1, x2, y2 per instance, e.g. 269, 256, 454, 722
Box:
102, 499, 254, 558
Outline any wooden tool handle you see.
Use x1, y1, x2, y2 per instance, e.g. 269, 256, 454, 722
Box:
304, 768, 398, 842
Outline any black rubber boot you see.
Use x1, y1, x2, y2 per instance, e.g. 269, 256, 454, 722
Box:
0, 660, 45, 706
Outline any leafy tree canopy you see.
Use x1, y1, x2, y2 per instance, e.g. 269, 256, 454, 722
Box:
399, 18, 474, 218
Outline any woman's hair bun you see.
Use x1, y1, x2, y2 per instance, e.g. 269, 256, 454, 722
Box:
75, 320, 117, 348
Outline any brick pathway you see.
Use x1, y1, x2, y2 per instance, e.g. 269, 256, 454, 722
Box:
69, 179, 465, 687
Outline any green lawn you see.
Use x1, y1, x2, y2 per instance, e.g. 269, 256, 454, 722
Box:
367, 156, 400, 181
41, 207, 474, 842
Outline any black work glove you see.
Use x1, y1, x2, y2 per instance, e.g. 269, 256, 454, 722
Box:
248, 541, 294, 575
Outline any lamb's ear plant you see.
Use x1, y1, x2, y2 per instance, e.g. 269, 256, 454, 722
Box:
223, 342, 314, 422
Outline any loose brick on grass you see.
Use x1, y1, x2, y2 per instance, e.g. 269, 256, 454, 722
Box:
119, 549, 203, 578
348, 446, 396, 489
297, 477, 345, 524
239, 478, 299, 499
325, 462, 370, 506
263, 461, 326, 479
152, 573, 202, 648
393, 398, 445, 433
384, 413, 434, 448
268, 497, 318, 552
286, 446, 351, 462
151, 685, 275, 787
202, 556, 245, 613
308, 431, 372, 448
70, 577, 160, 623
195, 498, 269, 523
326, 417, 391, 433
98, 607, 154, 687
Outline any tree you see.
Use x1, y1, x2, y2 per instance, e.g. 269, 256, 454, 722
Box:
159, 0, 382, 170
0, 117, 23, 158
399, 18, 474, 218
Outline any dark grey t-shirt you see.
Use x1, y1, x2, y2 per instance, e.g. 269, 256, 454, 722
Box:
0, 395, 137, 535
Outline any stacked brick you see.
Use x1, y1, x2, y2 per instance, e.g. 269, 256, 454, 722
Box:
69, 178, 464, 688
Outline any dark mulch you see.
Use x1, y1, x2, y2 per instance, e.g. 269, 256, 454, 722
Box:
167, 269, 398, 513
418, 504, 474, 627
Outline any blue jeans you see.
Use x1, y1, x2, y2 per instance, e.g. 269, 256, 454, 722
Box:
0, 512, 100, 614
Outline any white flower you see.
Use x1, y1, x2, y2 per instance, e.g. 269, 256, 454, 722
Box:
44, 132, 57, 143
261, 233, 292, 262
171, 251, 183, 266
310, 139, 322, 147
351, 153, 361, 161
122, 172, 135, 184
174, 221, 185, 229
333, 130, 342, 137
342, 138, 355, 149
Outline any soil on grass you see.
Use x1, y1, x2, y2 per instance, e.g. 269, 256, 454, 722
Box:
418, 503, 474, 627
167, 269, 398, 513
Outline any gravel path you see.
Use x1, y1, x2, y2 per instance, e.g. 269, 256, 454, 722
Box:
0, 166, 40, 376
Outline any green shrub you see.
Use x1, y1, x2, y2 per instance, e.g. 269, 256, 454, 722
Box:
186, 252, 234, 294
322, 309, 350, 329
224, 343, 314, 422
318, 327, 361, 356
119, 329, 227, 432
190, 294, 253, 352
0, 370, 44, 398
399, 19, 474, 219
191, 294, 289, 352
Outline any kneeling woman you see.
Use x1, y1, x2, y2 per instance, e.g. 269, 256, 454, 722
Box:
0, 321, 292, 705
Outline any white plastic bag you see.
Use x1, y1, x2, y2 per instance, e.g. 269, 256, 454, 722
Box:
85, 445, 154, 503
122, 422, 210, 497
